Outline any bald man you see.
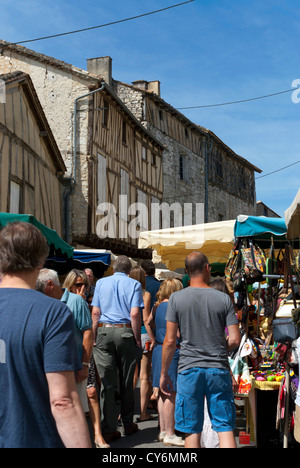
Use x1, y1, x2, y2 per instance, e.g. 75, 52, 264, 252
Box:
160, 251, 241, 449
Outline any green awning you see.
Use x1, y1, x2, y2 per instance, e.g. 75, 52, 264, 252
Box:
0, 213, 74, 259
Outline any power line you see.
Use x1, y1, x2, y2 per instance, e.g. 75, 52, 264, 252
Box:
7, 1, 195, 46
176, 87, 296, 109
255, 160, 300, 180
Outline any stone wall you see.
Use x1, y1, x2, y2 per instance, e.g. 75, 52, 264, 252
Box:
114, 81, 256, 226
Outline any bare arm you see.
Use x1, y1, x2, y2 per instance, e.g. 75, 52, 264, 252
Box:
227, 324, 241, 351
46, 371, 92, 448
160, 321, 178, 396
131, 306, 142, 348
76, 328, 94, 383
142, 292, 156, 348
92, 306, 101, 343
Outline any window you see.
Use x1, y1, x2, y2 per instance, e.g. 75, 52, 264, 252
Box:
179, 155, 184, 180
119, 169, 129, 239
142, 146, 147, 161
137, 189, 148, 232
97, 153, 106, 206
10, 180, 21, 213
102, 99, 109, 127
122, 120, 127, 144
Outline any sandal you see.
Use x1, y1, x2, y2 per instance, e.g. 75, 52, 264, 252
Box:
95, 440, 110, 448
136, 414, 154, 422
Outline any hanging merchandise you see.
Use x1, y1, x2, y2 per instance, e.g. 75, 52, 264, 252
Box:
240, 239, 266, 284
272, 317, 300, 344
266, 236, 278, 287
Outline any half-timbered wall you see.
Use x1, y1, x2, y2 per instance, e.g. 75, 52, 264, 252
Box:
0, 81, 64, 234
90, 91, 163, 247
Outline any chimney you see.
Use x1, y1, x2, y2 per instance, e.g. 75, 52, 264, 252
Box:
132, 80, 149, 90
87, 56, 112, 87
148, 81, 161, 97
132, 80, 160, 97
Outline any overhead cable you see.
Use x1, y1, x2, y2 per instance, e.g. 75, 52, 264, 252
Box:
176, 88, 296, 109
7, 1, 196, 46
255, 160, 300, 180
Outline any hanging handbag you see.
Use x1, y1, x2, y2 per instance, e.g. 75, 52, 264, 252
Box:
241, 239, 265, 284
272, 317, 300, 344
266, 237, 278, 287
225, 240, 241, 281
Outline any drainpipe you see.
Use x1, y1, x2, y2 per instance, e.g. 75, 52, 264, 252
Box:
73, 82, 105, 182
66, 83, 105, 243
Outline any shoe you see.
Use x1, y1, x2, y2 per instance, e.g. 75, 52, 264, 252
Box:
163, 434, 185, 447
136, 414, 154, 422
95, 440, 111, 448
124, 422, 139, 436
103, 431, 121, 444
158, 431, 166, 442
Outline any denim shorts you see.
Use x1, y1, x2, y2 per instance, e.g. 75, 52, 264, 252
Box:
175, 367, 236, 434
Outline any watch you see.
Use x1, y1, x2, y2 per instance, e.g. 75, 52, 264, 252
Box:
82, 362, 90, 368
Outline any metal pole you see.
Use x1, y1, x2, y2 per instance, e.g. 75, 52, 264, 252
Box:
283, 362, 290, 448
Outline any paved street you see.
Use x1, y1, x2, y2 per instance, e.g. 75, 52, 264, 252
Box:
90, 387, 253, 449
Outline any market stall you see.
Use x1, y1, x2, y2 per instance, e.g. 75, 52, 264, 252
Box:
227, 214, 300, 447
138, 219, 236, 271
45, 249, 111, 278
0, 212, 74, 259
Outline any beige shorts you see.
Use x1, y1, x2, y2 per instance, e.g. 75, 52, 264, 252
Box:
294, 404, 300, 443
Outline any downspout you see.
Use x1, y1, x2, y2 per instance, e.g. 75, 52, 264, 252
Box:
73, 83, 105, 182
63, 83, 105, 244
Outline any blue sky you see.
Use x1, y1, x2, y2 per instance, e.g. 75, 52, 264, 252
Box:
1, 0, 299, 218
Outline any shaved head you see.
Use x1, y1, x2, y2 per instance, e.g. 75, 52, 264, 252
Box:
185, 252, 209, 278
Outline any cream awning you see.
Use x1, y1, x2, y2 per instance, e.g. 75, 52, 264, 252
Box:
138, 219, 235, 270
284, 188, 300, 240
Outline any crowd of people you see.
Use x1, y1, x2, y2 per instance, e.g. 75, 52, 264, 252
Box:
0, 221, 241, 449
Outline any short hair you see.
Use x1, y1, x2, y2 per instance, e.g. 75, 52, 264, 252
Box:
210, 278, 230, 295
113, 255, 132, 275
185, 251, 209, 278
0, 221, 49, 275
156, 278, 183, 304
63, 269, 89, 291
129, 266, 146, 290
141, 259, 155, 276
36, 268, 60, 292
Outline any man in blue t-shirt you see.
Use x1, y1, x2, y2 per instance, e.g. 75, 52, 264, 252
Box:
0, 222, 91, 448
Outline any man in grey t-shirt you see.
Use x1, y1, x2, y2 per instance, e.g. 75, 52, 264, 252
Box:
160, 252, 241, 449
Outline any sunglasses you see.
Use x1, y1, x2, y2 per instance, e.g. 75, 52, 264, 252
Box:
75, 282, 86, 288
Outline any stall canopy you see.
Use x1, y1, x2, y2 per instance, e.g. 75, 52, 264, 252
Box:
45, 249, 111, 278
234, 215, 288, 248
0, 212, 73, 259
138, 219, 236, 271
284, 188, 300, 240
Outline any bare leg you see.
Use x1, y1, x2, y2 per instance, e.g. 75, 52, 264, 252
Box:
139, 352, 152, 420
87, 386, 109, 447
185, 433, 201, 448
218, 431, 237, 448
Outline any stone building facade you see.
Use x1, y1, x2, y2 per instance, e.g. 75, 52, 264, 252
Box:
113, 77, 261, 226
0, 42, 164, 258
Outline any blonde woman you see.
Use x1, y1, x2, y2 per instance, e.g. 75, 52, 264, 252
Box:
63, 268, 89, 299
148, 278, 185, 447
63, 269, 109, 448
129, 266, 156, 422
